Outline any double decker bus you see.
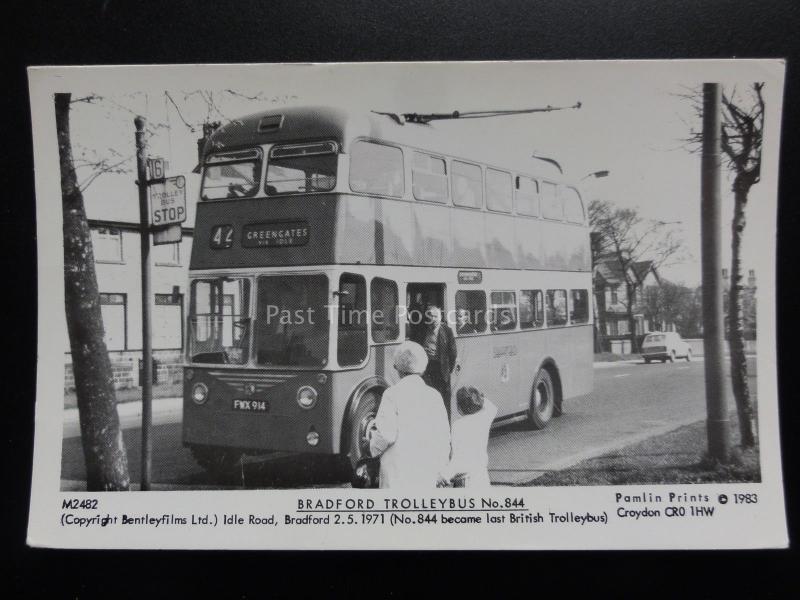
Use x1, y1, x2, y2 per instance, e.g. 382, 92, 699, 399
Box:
183, 106, 593, 486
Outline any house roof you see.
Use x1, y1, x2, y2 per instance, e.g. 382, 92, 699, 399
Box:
595, 256, 658, 285
632, 260, 657, 283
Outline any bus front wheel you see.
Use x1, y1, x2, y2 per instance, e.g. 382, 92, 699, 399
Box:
528, 368, 555, 430
347, 390, 381, 488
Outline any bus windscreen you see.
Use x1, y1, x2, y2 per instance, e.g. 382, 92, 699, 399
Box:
254, 274, 330, 367
188, 277, 251, 364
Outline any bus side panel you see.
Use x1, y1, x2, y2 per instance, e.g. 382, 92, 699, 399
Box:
540, 219, 569, 270
514, 217, 543, 269
451, 209, 487, 267
453, 333, 526, 419
544, 324, 594, 402
485, 213, 518, 269
411, 202, 451, 267
329, 344, 398, 454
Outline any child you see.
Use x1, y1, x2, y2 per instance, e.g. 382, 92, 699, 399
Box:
443, 386, 497, 488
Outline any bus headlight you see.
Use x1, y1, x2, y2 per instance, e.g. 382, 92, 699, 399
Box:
191, 383, 209, 405
297, 386, 318, 409
306, 429, 320, 446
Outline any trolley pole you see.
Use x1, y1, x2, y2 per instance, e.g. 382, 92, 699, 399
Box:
135, 116, 154, 490
700, 83, 730, 463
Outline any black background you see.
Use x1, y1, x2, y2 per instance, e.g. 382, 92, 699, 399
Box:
5, 0, 800, 596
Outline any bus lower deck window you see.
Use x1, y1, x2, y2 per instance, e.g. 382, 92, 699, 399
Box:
371, 277, 400, 342
570, 289, 589, 324
546, 289, 568, 326
338, 274, 368, 365
490, 291, 517, 331
520, 289, 544, 329
455, 290, 487, 334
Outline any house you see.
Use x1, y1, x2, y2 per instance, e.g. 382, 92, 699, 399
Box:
63, 173, 199, 393
593, 254, 673, 352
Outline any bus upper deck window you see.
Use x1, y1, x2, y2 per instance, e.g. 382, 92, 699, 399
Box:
201, 149, 263, 201
541, 181, 563, 220
486, 168, 512, 213
266, 141, 338, 195
515, 176, 540, 217
412, 152, 448, 203
563, 187, 585, 224
349, 141, 404, 198
452, 161, 483, 209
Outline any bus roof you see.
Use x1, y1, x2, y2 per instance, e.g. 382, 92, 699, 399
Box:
206, 105, 573, 184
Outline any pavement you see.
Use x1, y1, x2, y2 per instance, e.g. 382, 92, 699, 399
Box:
60, 356, 757, 489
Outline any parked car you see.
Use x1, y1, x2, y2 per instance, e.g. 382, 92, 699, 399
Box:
640, 332, 692, 363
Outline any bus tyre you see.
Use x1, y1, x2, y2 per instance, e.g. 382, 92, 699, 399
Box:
347, 390, 381, 489
189, 445, 243, 477
528, 368, 555, 430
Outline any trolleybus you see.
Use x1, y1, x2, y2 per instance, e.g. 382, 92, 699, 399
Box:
183, 106, 593, 486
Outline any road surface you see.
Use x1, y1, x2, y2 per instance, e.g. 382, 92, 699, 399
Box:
61, 357, 756, 489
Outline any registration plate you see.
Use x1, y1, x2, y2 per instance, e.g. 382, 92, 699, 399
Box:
232, 399, 270, 413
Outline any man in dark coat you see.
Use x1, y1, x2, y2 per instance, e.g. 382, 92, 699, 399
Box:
420, 305, 457, 420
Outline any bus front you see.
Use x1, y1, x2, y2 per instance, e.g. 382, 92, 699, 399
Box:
182, 111, 363, 478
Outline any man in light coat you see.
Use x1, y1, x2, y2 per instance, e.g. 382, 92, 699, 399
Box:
368, 341, 451, 488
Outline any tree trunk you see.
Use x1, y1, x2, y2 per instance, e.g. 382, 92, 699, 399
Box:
728, 183, 756, 448
56, 93, 130, 490
593, 289, 606, 352
626, 283, 638, 353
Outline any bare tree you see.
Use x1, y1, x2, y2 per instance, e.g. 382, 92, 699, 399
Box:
60, 89, 290, 487
57, 93, 130, 490
643, 280, 696, 335
590, 199, 683, 352
682, 83, 764, 448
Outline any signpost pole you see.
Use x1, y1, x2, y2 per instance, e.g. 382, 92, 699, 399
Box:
135, 116, 153, 491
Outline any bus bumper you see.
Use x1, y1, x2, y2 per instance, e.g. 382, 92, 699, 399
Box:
182, 368, 335, 455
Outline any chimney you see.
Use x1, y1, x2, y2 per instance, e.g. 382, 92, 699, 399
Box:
748, 269, 756, 288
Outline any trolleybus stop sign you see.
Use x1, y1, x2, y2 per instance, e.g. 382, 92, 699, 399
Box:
149, 173, 186, 245
149, 175, 187, 226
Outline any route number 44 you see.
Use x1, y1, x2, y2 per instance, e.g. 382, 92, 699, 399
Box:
211, 225, 234, 249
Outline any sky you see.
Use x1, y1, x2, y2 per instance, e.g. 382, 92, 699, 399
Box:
63, 60, 785, 287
